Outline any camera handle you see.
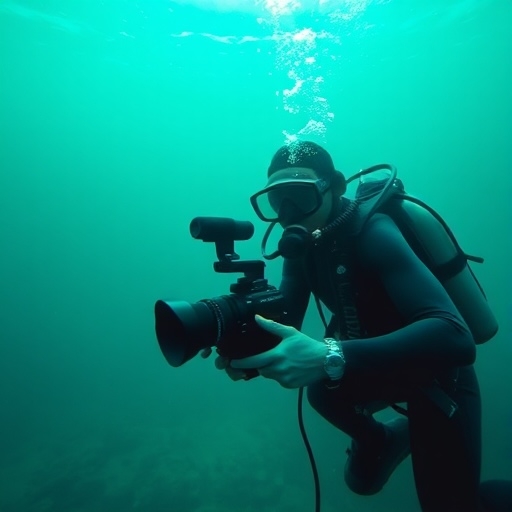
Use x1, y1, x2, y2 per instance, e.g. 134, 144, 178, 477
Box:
213, 260, 266, 282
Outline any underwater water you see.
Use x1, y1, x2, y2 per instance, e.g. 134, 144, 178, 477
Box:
0, 0, 511, 511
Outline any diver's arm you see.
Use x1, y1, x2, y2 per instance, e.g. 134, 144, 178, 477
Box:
341, 214, 476, 376
279, 257, 310, 331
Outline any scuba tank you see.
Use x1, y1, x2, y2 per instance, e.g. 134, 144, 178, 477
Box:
346, 164, 498, 344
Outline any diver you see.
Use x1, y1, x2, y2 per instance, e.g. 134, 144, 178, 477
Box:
203, 141, 512, 511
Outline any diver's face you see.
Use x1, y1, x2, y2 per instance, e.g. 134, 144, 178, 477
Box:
271, 167, 334, 231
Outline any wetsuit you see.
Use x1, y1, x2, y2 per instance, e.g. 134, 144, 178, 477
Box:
280, 207, 482, 511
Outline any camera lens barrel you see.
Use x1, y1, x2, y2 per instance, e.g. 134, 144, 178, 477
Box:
154, 287, 286, 367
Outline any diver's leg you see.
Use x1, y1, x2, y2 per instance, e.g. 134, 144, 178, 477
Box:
307, 378, 411, 495
408, 365, 481, 512
480, 480, 512, 512
306, 379, 388, 445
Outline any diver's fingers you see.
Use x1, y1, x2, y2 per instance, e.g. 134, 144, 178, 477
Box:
215, 355, 229, 370
225, 366, 248, 381
215, 356, 247, 381
200, 348, 212, 359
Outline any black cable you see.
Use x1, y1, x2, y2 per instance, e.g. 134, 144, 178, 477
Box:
298, 387, 321, 512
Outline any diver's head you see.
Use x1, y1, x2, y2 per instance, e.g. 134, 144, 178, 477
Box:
250, 141, 346, 231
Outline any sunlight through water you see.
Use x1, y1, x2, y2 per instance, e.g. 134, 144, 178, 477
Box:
0, 0, 489, 145
167, 0, 378, 143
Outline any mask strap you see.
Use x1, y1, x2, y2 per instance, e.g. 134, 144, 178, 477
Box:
261, 222, 281, 260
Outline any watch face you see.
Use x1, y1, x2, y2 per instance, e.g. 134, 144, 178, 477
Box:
326, 354, 342, 369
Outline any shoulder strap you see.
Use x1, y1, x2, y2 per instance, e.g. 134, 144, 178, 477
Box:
328, 238, 363, 340
309, 242, 362, 341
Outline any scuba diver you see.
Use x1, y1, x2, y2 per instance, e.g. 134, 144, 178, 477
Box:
205, 141, 512, 511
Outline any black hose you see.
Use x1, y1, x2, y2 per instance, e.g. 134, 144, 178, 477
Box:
298, 387, 321, 512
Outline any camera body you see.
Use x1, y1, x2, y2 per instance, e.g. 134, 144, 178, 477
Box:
154, 217, 288, 368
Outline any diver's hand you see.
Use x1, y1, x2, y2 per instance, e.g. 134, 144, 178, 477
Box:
202, 347, 248, 381
230, 315, 328, 389
215, 354, 249, 381
200, 348, 213, 359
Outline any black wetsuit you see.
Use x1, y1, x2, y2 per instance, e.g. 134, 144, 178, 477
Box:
280, 207, 483, 511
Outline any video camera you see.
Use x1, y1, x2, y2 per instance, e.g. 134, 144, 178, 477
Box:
154, 217, 288, 369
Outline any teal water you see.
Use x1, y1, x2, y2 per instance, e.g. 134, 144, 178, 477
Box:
0, 1, 511, 511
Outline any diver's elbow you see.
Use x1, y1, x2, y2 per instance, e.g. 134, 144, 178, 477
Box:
457, 328, 476, 366
461, 340, 476, 366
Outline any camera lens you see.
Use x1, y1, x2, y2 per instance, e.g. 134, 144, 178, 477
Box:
154, 300, 219, 367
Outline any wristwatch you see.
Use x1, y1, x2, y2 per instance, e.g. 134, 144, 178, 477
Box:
324, 338, 346, 389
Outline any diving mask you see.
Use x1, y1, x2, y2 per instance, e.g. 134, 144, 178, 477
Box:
250, 174, 330, 224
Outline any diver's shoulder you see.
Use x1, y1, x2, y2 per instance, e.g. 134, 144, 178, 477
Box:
360, 212, 397, 236
356, 212, 402, 261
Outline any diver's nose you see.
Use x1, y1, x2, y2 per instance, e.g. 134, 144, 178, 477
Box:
278, 199, 303, 226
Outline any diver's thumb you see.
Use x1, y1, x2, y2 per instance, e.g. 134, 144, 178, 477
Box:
254, 315, 296, 338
